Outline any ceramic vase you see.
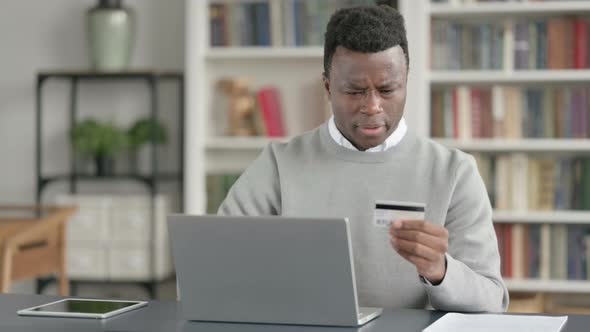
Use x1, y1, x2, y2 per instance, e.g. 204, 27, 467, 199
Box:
87, 0, 135, 71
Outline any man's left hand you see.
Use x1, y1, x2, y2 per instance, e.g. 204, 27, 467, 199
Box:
388, 219, 448, 285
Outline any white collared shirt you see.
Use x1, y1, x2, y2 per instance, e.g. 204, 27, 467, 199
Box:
328, 116, 407, 152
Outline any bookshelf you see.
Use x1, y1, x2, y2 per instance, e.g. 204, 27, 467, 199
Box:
185, 0, 424, 213
206, 46, 324, 59
206, 136, 291, 150
494, 210, 590, 225
185, 0, 590, 302
506, 279, 590, 293
206, 136, 290, 173
429, 1, 590, 18
430, 70, 590, 84
424, 0, 590, 302
436, 138, 590, 153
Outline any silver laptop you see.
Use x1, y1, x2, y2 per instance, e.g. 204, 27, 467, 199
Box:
168, 214, 382, 327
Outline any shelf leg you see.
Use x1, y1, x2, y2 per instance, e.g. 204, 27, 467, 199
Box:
69, 78, 79, 194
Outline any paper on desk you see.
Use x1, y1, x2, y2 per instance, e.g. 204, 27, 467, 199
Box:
423, 313, 568, 332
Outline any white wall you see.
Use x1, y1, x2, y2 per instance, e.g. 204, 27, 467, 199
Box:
0, 0, 185, 204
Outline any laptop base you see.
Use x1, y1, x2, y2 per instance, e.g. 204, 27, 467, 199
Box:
358, 307, 383, 325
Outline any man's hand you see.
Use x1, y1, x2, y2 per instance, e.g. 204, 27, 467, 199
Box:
389, 219, 448, 285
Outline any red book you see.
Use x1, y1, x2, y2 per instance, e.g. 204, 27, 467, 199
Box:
470, 88, 482, 138
504, 224, 513, 278
574, 19, 589, 69
564, 19, 575, 69
256, 87, 285, 137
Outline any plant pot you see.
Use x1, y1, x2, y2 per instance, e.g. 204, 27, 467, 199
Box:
95, 155, 115, 176
87, 0, 135, 71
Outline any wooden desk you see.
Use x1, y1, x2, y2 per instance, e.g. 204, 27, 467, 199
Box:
0, 206, 76, 295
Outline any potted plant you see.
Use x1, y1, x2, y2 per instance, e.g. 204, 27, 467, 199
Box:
127, 118, 168, 173
70, 119, 128, 176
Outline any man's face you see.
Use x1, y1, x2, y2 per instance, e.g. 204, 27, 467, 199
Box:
324, 46, 408, 151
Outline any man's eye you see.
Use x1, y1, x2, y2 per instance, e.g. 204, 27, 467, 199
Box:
347, 91, 364, 96
380, 89, 394, 94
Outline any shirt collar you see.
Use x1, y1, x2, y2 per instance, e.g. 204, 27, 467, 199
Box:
328, 116, 407, 152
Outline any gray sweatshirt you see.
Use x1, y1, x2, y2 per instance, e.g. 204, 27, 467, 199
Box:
218, 123, 509, 312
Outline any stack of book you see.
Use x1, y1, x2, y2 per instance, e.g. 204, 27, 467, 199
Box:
209, 0, 375, 47
473, 154, 590, 211
431, 86, 590, 139
495, 223, 590, 281
430, 16, 590, 70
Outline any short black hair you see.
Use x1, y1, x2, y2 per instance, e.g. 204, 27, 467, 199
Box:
323, 5, 409, 78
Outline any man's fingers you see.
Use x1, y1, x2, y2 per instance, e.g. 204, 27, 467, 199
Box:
388, 222, 449, 283
390, 219, 448, 238
391, 230, 448, 253
390, 237, 441, 262
390, 239, 438, 271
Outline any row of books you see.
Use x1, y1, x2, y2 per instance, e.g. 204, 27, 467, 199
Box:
210, 1, 270, 46
430, 16, 590, 70
495, 223, 590, 280
473, 154, 590, 211
513, 17, 589, 70
431, 21, 504, 70
431, 86, 590, 139
206, 173, 241, 214
209, 0, 375, 47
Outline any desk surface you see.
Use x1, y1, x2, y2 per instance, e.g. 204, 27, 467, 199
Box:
1, 293, 588, 332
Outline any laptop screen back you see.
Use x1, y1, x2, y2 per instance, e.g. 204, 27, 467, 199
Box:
168, 215, 360, 326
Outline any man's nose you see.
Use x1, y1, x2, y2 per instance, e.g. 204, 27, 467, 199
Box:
361, 90, 383, 115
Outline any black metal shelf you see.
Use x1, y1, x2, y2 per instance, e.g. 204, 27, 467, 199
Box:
38, 173, 182, 192
38, 69, 183, 80
34, 69, 185, 299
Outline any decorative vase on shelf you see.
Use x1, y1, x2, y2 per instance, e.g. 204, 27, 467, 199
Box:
87, 0, 135, 71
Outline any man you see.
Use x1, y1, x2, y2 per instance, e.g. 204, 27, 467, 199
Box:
219, 5, 508, 312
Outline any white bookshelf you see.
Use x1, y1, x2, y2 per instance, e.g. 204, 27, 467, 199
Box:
435, 138, 590, 153
430, 70, 590, 85
186, 0, 423, 213
493, 210, 590, 224
206, 136, 290, 150
423, 0, 590, 298
205, 136, 291, 173
430, 1, 590, 18
506, 279, 590, 293
206, 47, 323, 60
186, 0, 329, 212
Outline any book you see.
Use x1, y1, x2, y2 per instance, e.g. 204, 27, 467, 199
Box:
256, 87, 286, 137
209, 3, 227, 46
206, 173, 242, 214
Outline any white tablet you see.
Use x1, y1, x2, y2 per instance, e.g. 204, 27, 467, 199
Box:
17, 298, 148, 319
